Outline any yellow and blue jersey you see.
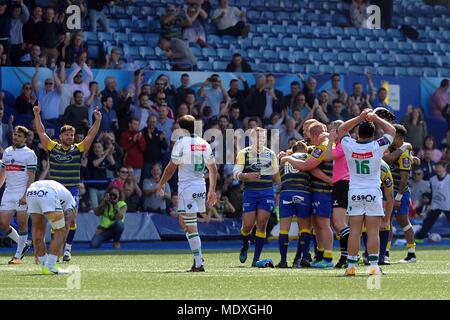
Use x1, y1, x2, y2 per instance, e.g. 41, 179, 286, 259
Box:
308, 141, 333, 194
388, 147, 412, 193
48, 140, 84, 188
280, 152, 310, 194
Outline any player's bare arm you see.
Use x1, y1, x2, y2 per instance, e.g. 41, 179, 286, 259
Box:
82, 109, 103, 151
33, 105, 51, 150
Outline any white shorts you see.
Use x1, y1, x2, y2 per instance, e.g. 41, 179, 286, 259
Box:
0, 191, 27, 212
26, 187, 63, 215
178, 185, 207, 214
347, 187, 384, 217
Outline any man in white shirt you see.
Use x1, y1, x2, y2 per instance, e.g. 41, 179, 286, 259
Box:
211, 0, 249, 37
32, 64, 62, 124
199, 74, 230, 118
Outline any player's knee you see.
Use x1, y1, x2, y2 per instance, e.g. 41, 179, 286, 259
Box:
49, 217, 65, 231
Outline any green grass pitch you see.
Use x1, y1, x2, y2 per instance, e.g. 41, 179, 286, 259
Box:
1, 248, 449, 300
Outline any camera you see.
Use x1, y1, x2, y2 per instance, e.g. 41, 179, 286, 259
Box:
109, 193, 118, 201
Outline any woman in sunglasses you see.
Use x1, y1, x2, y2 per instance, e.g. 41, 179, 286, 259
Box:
15, 83, 36, 115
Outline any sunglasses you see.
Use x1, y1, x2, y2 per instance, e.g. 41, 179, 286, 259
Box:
45, 82, 54, 85
24, 86, 32, 90
120, 170, 129, 174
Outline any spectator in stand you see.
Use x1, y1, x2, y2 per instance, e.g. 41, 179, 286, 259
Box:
184, 92, 203, 119
327, 99, 347, 122
78, 182, 91, 212
86, 141, 116, 208
23, 6, 42, 48
228, 76, 249, 110
90, 186, 127, 249
0, 1, 11, 65
141, 115, 168, 179
65, 32, 87, 66
441, 130, 450, 148
157, 74, 178, 106
0, 97, 13, 155
109, 166, 129, 189
123, 178, 142, 213
283, 81, 301, 111
209, 190, 235, 219
225, 53, 252, 72
175, 73, 195, 108
292, 93, 311, 119
0, 43, 7, 65
183, 3, 208, 47
157, 104, 174, 166
347, 81, 370, 110
143, 163, 171, 214
85, 81, 101, 125
402, 106, 427, 152
67, 57, 93, 98
327, 74, 348, 107
158, 37, 198, 71
368, 73, 393, 111
416, 192, 431, 219
15, 82, 36, 115
420, 147, 437, 181
19, 44, 45, 66
307, 97, 330, 124
32, 64, 62, 124
409, 168, 431, 210
263, 74, 283, 122
61, 90, 89, 134
299, 73, 318, 108
160, 4, 190, 40
418, 136, 443, 163
9, 0, 29, 66
199, 74, 230, 118
104, 47, 126, 70
349, 0, 369, 28
88, 0, 111, 32
167, 194, 178, 218
212, 0, 249, 38
101, 131, 124, 169
431, 79, 450, 118
98, 96, 119, 134
150, 79, 176, 114
37, 7, 65, 66
101, 76, 120, 109
279, 117, 303, 151
120, 117, 146, 181
130, 93, 157, 130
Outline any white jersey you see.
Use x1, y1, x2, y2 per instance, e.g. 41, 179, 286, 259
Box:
1, 145, 37, 196
341, 134, 393, 189
28, 180, 76, 212
171, 135, 215, 190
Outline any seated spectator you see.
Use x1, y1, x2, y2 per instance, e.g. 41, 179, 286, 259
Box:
403, 106, 427, 152
143, 163, 171, 214
65, 32, 87, 66
183, 3, 208, 48
228, 76, 249, 109
86, 141, 116, 209
120, 117, 146, 181
32, 64, 62, 123
415, 192, 432, 219
431, 79, 449, 118
160, 4, 190, 40
418, 136, 443, 163
150, 77, 176, 114
327, 74, 348, 107
109, 167, 130, 189
61, 90, 89, 134
158, 37, 198, 71
212, 0, 249, 38
184, 92, 203, 118
350, 0, 369, 28
88, 0, 111, 32
167, 194, 179, 218
225, 53, 252, 72
9, 0, 30, 66
131, 93, 158, 130
420, 147, 437, 181
78, 182, 91, 213
15, 82, 36, 115
104, 47, 126, 70
409, 168, 431, 210
213, 190, 235, 219
200, 74, 230, 118
90, 186, 127, 249
100, 131, 124, 169
19, 44, 46, 67
0, 43, 7, 66
307, 98, 330, 124
142, 115, 167, 179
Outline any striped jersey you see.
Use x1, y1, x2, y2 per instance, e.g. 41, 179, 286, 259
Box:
280, 152, 310, 193
235, 146, 278, 191
48, 140, 85, 187
1, 145, 37, 195
381, 159, 394, 195
388, 147, 412, 193
308, 141, 333, 193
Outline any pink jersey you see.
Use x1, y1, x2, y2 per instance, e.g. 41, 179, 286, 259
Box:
332, 142, 350, 183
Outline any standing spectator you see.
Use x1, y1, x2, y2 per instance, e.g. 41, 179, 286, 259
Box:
415, 161, 450, 240
61, 90, 89, 134
101, 76, 120, 109
123, 177, 142, 213
225, 53, 252, 72
199, 74, 230, 118
90, 186, 127, 249
409, 168, 431, 210
23, 5, 43, 48
104, 47, 126, 70
292, 93, 311, 119
299, 74, 318, 108
158, 37, 197, 71
9, 0, 29, 66
263, 74, 284, 121
347, 81, 370, 110
67, 59, 94, 98
228, 76, 249, 110
279, 117, 303, 151
0, 96, 13, 155
403, 106, 427, 152
150, 79, 176, 114
368, 73, 392, 111
318, 90, 331, 114
349, 0, 369, 28
418, 136, 443, 163
175, 73, 195, 109
243, 74, 267, 119
184, 92, 203, 119
37, 7, 65, 65
157, 105, 174, 166
143, 163, 171, 214
98, 96, 119, 134
88, 0, 110, 32
0, 1, 11, 65
283, 81, 301, 111
327, 74, 348, 107
101, 131, 124, 170
120, 117, 146, 181
420, 148, 437, 181
307, 97, 330, 124
15, 82, 36, 115
160, 4, 189, 40
85, 81, 101, 126
86, 141, 116, 208
327, 99, 347, 122
32, 64, 62, 124
183, 3, 208, 47
431, 79, 450, 118
212, 0, 249, 38
130, 93, 157, 130
65, 32, 87, 66
19, 44, 45, 66
141, 115, 168, 179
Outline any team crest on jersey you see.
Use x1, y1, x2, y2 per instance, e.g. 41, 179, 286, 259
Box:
312, 148, 323, 159
54, 154, 74, 162
402, 158, 410, 168
385, 178, 392, 187
187, 204, 192, 209
377, 137, 390, 146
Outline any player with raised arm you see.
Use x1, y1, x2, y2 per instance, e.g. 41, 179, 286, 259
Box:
33, 105, 102, 262
157, 115, 217, 272
0, 126, 37, 264
338, 109, 396, 276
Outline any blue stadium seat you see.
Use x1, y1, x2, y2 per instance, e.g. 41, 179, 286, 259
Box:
197, 61, 212, 71
212, 61, 228, 71
252, 36, 265, 48
355, 41, 369, 50
438, 68, 450, 77
145, 33, 160, 46
406, 67, 423, 77
398, 42, 413, 51
255, 63, 274, 73
337, 52, 352, 63
297, 38, 312, 48
319, 65, 333, 74
395, 54, 411, 66
293, 51, 310, 64
368, 42, 383, 51
306, 64, 319, 74
352, 52, 368, 65
423, 68, 438, 77
201, 48, 217, 58
274, 63, 290, 73
348, 66, 365, 74
341, 40, 358, 52
366, 53, 381, 64
412, 42, 428, 54
286, 25, 300, 34
256, 24, 271, 34
217, 48, 232, 60
326, 39, 340, 49
190, 46, 202, 57
425, 55, 440, 67
333, 65, 347, 74
247, 10, 262, 22
381, 54, 396, 66
139, 47, 155, 59
267, 37, 282, 49
343, 28, 358, 37
312, 39, 327, 50
98, 32, 113, 42
282, 38, 297, 47
411, 55, 426, 66
378, 67, 394, 76
395, 67, 408, 77
208, 35, 222, 46
130, 33, 146, 46
84, 32, 98, 44
271, 25, 286, 34
417, 17, 432, 27
289, 64, 306, 73
118, 19, 132, 29
135, 60, 148, 69
330, 27, 345, 37
148, 60, 163, 70
434, 5, 448, 16
308, 51, 324, 63
221, 35, 236, 46
114, 32, 129, 44
262, 50, 277, 61
278, 50, 291, 62
123, 46, 140, 59
247, 49, 261, 60
383, 41, 398, 51
322, 52, 335, 62
87, 44, 99, 58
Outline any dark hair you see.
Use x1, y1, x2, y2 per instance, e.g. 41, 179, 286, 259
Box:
440, 79, 449, 88
73, 90, 83, 98
178, 115, 196, 134
331, 73, 340, 81
436, 160, 448, 169
232, 53, 242, 58
129, 117, 139, 123
292, 140, 307, 153
101, 95, 112, 104
89, 81, 98, 88
290, 81, 300, 87
181, 73, 189, 78
378, 87, 387, 94
394, 124, 407, 137
138, 93, 149, 100
358, 121, 375, 139
230, 79, 239, 85
219, 115, 229, 122
422, 192, 431, 201
332, 99, 341, 105
424, 135, 437, 149
319, 90, 328, 95
106, 185, 125, 202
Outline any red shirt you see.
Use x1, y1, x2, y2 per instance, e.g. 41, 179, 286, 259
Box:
120, 130, 146, 169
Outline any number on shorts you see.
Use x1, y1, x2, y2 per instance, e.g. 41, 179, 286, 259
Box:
355, 160, 370, 174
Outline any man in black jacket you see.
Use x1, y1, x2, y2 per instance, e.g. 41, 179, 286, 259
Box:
0, 0, 11, 65
226, 53, 252, 72
228, 76, 249, 110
